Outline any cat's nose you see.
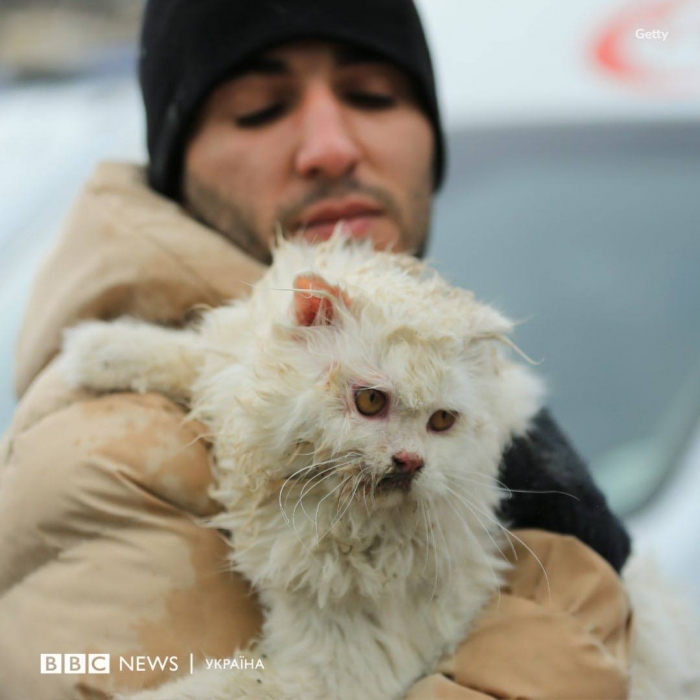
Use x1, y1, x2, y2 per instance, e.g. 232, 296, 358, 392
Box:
391, 452, 424, 475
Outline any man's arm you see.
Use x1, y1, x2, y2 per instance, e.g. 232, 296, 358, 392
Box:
497, 408, 631, 573
0, 364, 262, 700
407, 529, 631, 700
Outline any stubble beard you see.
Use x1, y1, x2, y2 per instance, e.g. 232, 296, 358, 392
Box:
182, 172, 275, 264
181, 170, 433, 264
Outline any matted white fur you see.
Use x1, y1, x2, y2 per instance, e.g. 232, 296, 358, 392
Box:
59, 233, 699, 699
624, 555, 700, 698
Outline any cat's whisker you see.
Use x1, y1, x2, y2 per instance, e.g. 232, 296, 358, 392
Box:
460, 468, 580, 502
279, 463, 330, 525
287, 444, 333, 460
425, 500, 440, 604
446, 471, 513, 499
449, 471, 579, 502
442, 495, 502, 601
333, 477, 352, 518
314, 470, 358, 541
298, 469, 344, 526
500, 487, 579, 500
407, 499, 423, 542
369, 472, 382, 508
450, 491, 552, 603
443, 486, 511, 562
282, 467, 321, 516
286, 498, 322, 566
297, 462, 343, 501
432, 501, 452, 599
280, 453, 356, 516
290, 463, 348, 528
347, 469, 367, 511
283, 464, 345, 556
315, 474, 356, 544
330, 470, 365, 532
320, 460, 357, 527
298, 456, 363, 529
285, 468, 365, 563
419, 501, 432, 577
360, 470, 373, 517
279, 463, 318, 504
332, 455, 365, 479
320, 476, 356, 539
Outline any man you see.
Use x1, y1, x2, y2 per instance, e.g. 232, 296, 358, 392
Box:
0, 1, 632, 698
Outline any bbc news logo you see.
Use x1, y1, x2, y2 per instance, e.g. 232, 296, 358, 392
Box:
40, 652, 264, 675
41, 654, 110, 674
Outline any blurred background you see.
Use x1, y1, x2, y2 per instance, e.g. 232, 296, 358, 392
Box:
1, 1, 699, 597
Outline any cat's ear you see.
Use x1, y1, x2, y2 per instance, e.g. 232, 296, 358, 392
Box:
293, 274, 350, 327
467, 305, 513, 344
462, 305, 516, 364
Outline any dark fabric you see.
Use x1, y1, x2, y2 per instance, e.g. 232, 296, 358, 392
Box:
498, 409, 632, 573
139, 0, 445, 199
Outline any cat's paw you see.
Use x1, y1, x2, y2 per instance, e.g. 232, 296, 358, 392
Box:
59, 320, 140, 393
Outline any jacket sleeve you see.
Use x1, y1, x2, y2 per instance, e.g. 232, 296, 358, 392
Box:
406, 529, 632, 700
0, 364, 262, 700
498, 409, 632, 573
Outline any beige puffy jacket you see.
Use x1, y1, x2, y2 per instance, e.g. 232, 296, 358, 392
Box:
0, 162, 632, 700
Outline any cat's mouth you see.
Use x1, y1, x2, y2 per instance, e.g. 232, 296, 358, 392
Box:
368, 454, 424, 496
371, 472, 416, 495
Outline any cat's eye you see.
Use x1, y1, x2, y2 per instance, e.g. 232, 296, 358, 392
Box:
428, 410, 457, 432
355, 388, 387, 417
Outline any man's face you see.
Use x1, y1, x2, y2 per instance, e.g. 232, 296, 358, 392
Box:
183, 40, 435, 262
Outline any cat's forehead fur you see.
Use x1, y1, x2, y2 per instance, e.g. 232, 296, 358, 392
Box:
253, 233, 510, 346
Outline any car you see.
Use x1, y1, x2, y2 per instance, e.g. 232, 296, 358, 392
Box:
625, 366, 700, 595
420, 0, 700, 602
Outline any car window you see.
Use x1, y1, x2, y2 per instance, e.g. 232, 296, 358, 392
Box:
430, 122, 700, 516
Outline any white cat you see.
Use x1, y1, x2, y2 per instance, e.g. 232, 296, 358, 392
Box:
59, 233, 698, 700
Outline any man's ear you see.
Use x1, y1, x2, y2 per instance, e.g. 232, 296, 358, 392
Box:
293, 274, 351, 327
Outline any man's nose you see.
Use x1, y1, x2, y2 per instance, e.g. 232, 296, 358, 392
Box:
294, 84, 361, 180
391, 452, 425, 475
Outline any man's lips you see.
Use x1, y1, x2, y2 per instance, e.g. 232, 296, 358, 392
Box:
292, 198, 384, 240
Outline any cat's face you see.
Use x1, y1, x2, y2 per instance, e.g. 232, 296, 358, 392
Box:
304, 335, 486, 511
217, 253, 542, 518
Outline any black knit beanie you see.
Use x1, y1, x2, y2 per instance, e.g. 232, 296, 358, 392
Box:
139, 0, 445, 200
